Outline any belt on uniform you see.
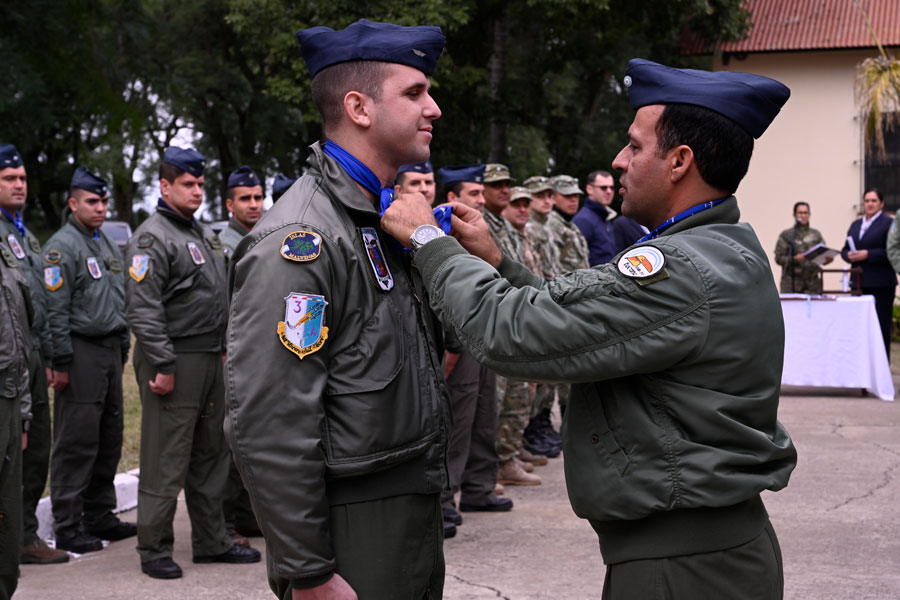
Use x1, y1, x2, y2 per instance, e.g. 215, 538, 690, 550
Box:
72, 331, 125, 349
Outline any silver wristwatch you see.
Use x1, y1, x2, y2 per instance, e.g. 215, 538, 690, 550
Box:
409, 224, 446, 252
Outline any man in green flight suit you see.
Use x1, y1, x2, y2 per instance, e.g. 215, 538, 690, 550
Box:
382, 58, 798, 600
218, 166, 264, 258
43, 167, 135, 553
0, 143, 67, 566
125, 146, 260, 579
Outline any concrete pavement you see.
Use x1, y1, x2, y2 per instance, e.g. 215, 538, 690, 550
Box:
15, 387, 900, 599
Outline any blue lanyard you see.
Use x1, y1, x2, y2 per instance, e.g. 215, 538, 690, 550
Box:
92, 229, 100, 241
637, 197, 728, 243
322, 140, 451, 237
0, 207, 25, 238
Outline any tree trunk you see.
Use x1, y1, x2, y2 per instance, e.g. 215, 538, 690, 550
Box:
488, 2, 509, 164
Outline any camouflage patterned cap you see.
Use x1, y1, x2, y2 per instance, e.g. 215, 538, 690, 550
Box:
550, 174, 583, 195
523, 175, 553, 194
510, 186, 532, 202
483, 163, 515, 183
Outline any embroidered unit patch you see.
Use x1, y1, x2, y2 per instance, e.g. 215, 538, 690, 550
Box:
277, 293, 329, 359
617, 246, 666, 279
7, 234, 25, 259
27, 236, 40, 253
0, 247, 16, 267
280, 231, 322, 262
129, 255, 150, 282
86, 256, 103, 279
360, 227, 393, 291
107, 257, 122, 273
187, 242, 206, 265
44, 266, 63, 291
45, 250, 62, 264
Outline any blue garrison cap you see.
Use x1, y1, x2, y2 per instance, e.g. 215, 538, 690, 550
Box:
398, 160, 433, 176
438, 164, 485, 187
71, 167, 109, 197
272, 173, 297, 201
163, 146, 206, 177
0, 144, 23, 169
297, 19, 445, 78
623, 58, 790, 138
227, 166, 261, 189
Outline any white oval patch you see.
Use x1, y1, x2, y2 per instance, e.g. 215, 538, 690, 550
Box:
617, 246, 666, 278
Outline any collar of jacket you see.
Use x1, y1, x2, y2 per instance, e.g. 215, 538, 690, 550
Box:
67, 213, 101, 240
659, 195, 739, 238
552, 206, 575, 222
307, 142, 381, 217
530, 211, 549, 225
585, 200, 615, 221
228, 217, 249, 235
157, 198, 198, 229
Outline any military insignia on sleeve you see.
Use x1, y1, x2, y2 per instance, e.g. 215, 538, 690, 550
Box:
6, 234, 25, 259
277, 293, 329, 359
27, 236, 40, 254
187, 242, 206, 265
280, 231, 322, 262
360, 227, 393, 291
617, 246, 667, 280
86, 256, 103, 279
1, 246, 18, 267
137, 233, 154, 248
129, 255, 150, 282
107, 256, 122, 273
44, 266, 63, 291
45, 250, 62, 264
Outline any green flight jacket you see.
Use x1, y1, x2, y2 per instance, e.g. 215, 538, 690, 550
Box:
218, 218, 247, 258
0, 247, 33, 422
886, 213, 900, 274
0, 214, 52, 359
414, 196, 797, 564
124, 203, 227, 374
42, 215, 129, 370
225, 143, 449, 589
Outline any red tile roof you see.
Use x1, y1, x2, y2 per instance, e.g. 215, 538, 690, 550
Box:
682, 0, 900, 55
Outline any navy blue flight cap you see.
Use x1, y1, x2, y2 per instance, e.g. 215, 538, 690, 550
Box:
163, 146, 206, 177
227, 166, 261, 189
398, 160, 433, 176
71, 167, 109, 197
0, 144, 23, 169
272, 173, 297, 201
438, 164, 485, 187
297, 19, 445, 78
623, 58, 790, 139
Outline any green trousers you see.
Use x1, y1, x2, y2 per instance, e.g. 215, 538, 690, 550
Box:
21, 348, 49, 545
224, 456, 257, 529
601, 521, 784, 600
0, 393, 22, 600
133, 346, 231, 562
271, 493, 445, 600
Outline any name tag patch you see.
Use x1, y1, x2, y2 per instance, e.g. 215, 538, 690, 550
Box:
277, 293, 329, 359
187, 242, 206, 265
86, 256, 103, 279
360, 227, 393, 291
617, 246, 666, 279
280, 231, 322, 262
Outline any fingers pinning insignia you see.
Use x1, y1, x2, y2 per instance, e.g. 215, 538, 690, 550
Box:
129, 254, 150, 282
277, 293, 328, 359
280, 231, 322, 262
44, 265, 63, 291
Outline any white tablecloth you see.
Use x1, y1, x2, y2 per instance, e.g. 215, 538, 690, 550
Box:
780, 295, 895, 401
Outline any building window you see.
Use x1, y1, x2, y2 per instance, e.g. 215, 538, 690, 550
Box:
865, 117, 900, 212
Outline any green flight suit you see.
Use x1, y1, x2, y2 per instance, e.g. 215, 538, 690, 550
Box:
217, 218, 246, 258
773, 224, 826, 294
124, 202, 232, 562
43, 215, 129, 538
414, 197, 797, 599
0, 246, 32, 598
0, 213, 51, 548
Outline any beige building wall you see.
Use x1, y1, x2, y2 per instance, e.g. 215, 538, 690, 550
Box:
714, 49, 882, 290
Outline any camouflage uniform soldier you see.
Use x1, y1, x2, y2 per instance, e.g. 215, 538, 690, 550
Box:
0, 144, 66, 565
547, 175, 590, 274
773, 202, 829, 294
482, 164, 540, 486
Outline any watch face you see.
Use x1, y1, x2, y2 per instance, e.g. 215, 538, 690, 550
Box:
414, 225, 440, 245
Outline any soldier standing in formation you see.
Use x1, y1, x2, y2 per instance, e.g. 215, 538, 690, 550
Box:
218, 166, 264, 258
773, 201, 831, 294
43, 167, 135, 553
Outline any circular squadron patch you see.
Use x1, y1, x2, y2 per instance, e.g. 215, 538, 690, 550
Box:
280, 231, 322, 263
617, 246, 666, 278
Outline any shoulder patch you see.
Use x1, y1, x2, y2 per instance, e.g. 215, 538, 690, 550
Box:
280, 231, 322, 263
44, 265, 63, 291
45, 250, 62, 264
137, 233, 154, 248
1, 246, 18, 267
617, 246, 667, 279
6, 234, 25, 259
277, 293, 329, 359
129, 255, 150, 282
27, 235, 40, 254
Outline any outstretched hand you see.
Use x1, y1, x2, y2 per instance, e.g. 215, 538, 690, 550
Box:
450, 203, 502, 268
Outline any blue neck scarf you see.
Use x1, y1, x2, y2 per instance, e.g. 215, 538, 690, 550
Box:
323, 141, 451, 239
637, 197, 728, 243
1, 207, 25, 237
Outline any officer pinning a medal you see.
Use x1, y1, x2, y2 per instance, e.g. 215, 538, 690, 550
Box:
226, 19, 450, 600
382, 58, 798, 600
42, 167, 136, 554
125, 146, 260, 580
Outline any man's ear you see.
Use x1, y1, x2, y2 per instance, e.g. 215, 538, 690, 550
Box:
67, 195, 78, 213
668, 145, 694, 184
343, 91, 372, 128
159, 177, 171, 199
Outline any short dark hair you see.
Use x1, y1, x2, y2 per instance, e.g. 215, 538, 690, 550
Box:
655, 104, 754, 195
311, 61, 389, 132
443, 181, 464, 203
587, 170, 613, 185
395, 171, 410, 187
159, 162, 187, 184
793, 201, 810, 214
864, 187, 884, 203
